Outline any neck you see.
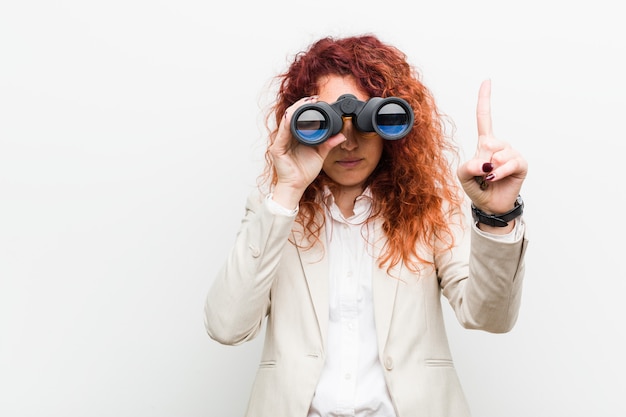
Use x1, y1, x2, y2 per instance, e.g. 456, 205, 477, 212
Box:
332, 185, 363, 218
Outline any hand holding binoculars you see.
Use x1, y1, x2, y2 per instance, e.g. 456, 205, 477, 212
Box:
290, 94, 414, 145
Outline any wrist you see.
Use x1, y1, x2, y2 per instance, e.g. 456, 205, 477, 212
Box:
471, 195, 524, 228
272, 183, 305, 210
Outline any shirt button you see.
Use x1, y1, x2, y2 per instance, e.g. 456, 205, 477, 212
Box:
344, 373, 352, 380
384, 356, 394, 370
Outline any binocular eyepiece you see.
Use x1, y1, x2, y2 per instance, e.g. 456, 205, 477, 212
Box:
290, 94, 414, 145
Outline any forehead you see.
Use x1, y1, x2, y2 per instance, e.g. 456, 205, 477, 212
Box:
316, 75, 369, 103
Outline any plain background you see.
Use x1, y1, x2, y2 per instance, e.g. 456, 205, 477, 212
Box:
1, 1, 625, 416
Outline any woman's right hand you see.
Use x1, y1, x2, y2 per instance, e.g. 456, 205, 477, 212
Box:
269, 96, 346, 209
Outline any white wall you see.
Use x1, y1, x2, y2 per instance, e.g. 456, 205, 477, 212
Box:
1, 1, 624, 416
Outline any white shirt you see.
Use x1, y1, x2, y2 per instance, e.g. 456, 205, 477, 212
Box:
306, 189, 397, 417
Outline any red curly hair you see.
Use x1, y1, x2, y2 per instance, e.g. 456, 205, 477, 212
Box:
259, 34, 464, 272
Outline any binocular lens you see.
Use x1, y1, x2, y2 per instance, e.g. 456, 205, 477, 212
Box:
293, 109, 329, 144
375, 102, 411, 137
290, 95, 414, 145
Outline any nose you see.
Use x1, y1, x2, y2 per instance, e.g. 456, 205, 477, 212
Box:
340, 117, 358, 150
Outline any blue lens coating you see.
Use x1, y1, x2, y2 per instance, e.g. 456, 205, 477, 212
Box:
295, 109, 328, 143
376, 103, 409, 136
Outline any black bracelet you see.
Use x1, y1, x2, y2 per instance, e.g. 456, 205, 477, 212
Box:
471, 195, 524, 227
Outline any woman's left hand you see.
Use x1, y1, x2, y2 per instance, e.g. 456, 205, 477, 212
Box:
457, 80, 528, 218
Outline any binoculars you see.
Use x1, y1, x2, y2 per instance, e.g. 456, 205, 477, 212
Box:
290, 94, 414, 145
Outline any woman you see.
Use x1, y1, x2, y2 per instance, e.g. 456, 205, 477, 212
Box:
205, 34, 528, 417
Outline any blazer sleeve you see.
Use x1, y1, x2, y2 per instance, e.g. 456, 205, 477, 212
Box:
204, 191, 296, 345
438, 214, 529, 333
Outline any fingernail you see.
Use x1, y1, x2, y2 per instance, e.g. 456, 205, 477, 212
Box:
485, 173, 495, 181
482, 162, 494, 173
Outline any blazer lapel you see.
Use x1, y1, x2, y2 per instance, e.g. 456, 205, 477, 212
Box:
293, 223, 329, 350
371, 220, 400, 353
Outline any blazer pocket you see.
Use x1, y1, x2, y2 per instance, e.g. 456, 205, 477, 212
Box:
424, 358, 455, 368
258, 360, 277, 369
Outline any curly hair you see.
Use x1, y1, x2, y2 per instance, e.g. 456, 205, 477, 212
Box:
259, 34, 464, 272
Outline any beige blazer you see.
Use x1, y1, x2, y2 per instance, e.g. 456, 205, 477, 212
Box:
205, 191, 527, 417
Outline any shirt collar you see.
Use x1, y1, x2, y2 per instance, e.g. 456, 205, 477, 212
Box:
323, 186, 373, 225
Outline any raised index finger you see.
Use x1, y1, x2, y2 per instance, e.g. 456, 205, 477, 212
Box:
476, 79, 493, 137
